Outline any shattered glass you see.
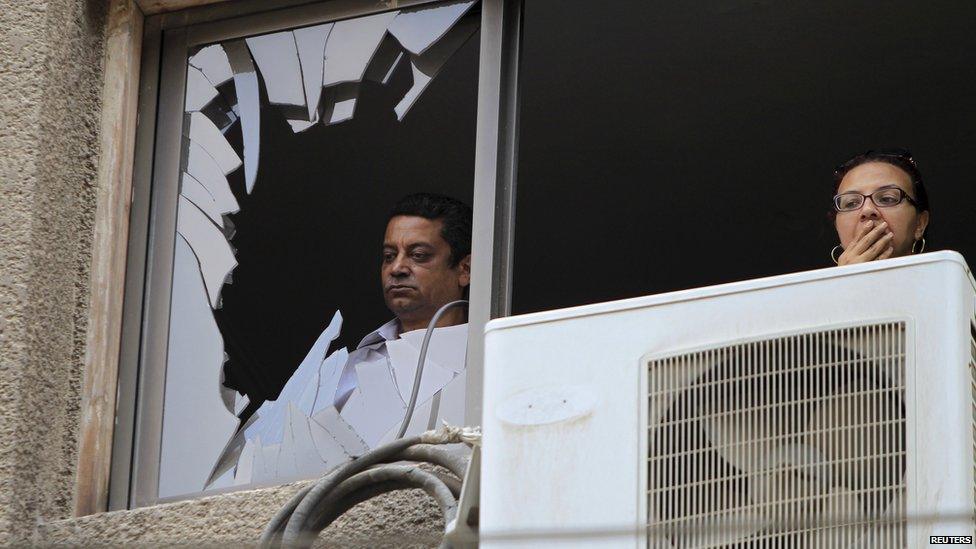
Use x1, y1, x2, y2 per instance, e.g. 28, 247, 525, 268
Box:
322, 12, 398, 86
222, 40, 261, 193
189, 44, 234, 87
387, 0, 477, 55
245, 32, 307, 115
179, 172, 224, 227
158, 236, 240, 497
186, 112, 241, 175
184, 66, 219, 112
158, 1, 481, 499
396, 11, 479, 120
293, 23, 334, 122
184, 140, 239, 214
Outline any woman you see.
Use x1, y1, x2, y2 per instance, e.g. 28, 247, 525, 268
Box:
830, 148, 930, 265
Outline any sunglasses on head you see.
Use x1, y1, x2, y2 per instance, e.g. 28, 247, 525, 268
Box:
833, 148, 918, 178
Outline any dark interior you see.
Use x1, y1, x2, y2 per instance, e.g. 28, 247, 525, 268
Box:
512, 0, 976, 314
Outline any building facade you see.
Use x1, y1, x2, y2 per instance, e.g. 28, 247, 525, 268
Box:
4, 0, 976, 545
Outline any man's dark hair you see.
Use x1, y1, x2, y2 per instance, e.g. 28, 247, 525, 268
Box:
388, 193, 472, 266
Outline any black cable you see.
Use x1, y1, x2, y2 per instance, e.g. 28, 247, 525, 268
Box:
304, 464, 458, 536
261, 435, 422, 547
395, 444, 469, 479
260, 427, 478, 548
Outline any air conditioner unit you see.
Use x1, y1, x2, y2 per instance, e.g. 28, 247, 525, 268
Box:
481, 251, 976, 548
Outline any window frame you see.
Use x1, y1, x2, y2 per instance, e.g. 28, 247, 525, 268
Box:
111, 0, 521, 509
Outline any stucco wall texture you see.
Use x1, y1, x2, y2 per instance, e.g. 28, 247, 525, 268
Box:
0, 0, 444, 545
0, 0, 107, 542
36, 480, 445, 546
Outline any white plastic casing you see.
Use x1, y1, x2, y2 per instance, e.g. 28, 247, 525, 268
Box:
481, 251, 976, 548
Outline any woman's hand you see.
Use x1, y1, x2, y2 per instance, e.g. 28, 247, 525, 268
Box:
836, 220, 895, 266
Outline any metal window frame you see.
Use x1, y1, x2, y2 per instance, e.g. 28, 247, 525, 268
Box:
112, 0, 521, 509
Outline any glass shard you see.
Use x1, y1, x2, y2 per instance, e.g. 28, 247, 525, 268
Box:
245, 32, 307, 115
234, 393, 250, 416
307, 408, 355, 466
312, 347, 350, 417
248, 436, 265, 484
338, 357, 407, 447
286, 404, 329, 476
379, 325, 467, 444
276, 407, 301, 479
223, 40, 261, 194
204, 411, 259, 488
320, 83, 360, 125
177, 195, 238, 309
287, 119, 316, 133
295, 367, 320, 416
185, 65, 219, 112
188, 112, 242, 175
322, 10, 399, 87
189, 44, 234, 87
219, 374, 237, 414
233, 438, 256, 485
204, 464, 235, 491
185, 141, 240, 215
243, 396, 284, 447
396, 322, 468, 375
386, 331, 459, 406
220, 215, 236, 240
231, 312, 343, 477
209, 310, 352, 487
364, 34, 404, 85
275, 313, 341, 422
294, 23, 334, 122
395, 15, 478, 120
157, 235, 240, 498
199, 95, 238, 134
378, 370, 467, 446
436, 368, 467, 427
310, 406, 368, 461
376, 395, 435, 447
387, 0, 477, 56
250, 437, 279, 484
180, 172, 223, 227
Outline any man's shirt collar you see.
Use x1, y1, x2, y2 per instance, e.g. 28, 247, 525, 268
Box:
355, 318, 400, 349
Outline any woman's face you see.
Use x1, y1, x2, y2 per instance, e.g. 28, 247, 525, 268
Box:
834, 162, 929, 257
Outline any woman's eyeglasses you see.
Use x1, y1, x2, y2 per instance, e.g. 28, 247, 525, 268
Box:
833, 187, 919, 212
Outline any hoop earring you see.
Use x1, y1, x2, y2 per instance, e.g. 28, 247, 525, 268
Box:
912, 238, 926, 254
830, 245, 843, 265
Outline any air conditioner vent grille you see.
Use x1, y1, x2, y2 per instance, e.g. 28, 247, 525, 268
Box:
969, 316, 976, 518
647, 322, 907, 548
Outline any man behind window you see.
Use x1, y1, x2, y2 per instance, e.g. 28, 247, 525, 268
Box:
208, 193, 472, 488
335, 193, 472, 443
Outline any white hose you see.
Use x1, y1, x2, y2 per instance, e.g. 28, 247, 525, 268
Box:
396, 300, 468, 440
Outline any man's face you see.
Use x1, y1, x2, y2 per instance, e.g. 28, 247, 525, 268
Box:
382, 215, 470, 327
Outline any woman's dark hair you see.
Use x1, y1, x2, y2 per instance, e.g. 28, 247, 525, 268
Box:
388, 193, 472, 266
832, 148, 930, 213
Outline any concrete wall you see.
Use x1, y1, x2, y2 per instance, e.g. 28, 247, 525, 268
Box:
0, 0, 108, 541
0, 0, 443, 545
36, 481, 444, 546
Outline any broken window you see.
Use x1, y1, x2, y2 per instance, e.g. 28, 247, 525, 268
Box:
157, 1, 481, 500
